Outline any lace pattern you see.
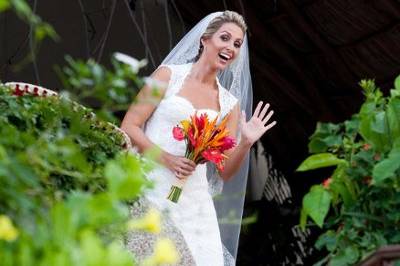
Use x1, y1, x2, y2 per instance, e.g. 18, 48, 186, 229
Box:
125, 198, 196, 265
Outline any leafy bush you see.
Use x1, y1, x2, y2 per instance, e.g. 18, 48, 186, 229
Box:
0, 84, 153, 265
55, 55, 146, 124
297, 75, 400, 265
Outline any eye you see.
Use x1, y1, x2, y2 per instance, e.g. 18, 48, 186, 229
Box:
220, 34, 230, 41
234, 42, 242, 48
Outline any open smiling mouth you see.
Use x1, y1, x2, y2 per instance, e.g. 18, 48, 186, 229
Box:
218, 52, 232, 63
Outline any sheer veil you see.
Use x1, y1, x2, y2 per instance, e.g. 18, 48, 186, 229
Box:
160, 12, 253, 260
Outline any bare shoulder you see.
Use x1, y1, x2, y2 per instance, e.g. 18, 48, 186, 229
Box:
120, 66, 173, 129
151, 65, 172, 83
139, 66, 172, 99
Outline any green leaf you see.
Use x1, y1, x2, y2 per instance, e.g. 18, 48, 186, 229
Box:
308, 123, 340, 153
104, 154, 147, 200
0, 0, 10, 11
330, 164, 356, 206
330, 246, 359, 266
371, 111, 386, 134
299, 207, 307, 230
359, 109, 390, 152
372, 144, 400, 184
302, 185, 332, 228
387, 97, 400, 139
395, 75, 400, 92
296, 153, 346, 172
105, 242, 134, 266
315, 230, 337, 252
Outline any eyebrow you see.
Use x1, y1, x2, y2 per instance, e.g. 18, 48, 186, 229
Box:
220, 31, 243, 42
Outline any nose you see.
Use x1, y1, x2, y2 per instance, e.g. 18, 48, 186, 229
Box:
225, 43, 235, 54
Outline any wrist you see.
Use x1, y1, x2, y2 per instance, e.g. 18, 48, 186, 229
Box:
158, 150, 169, 165
239, 137, 253, 149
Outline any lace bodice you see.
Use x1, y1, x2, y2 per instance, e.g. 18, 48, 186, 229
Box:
144, 63, 238, 156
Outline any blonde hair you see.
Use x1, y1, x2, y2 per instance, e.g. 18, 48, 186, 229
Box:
194, 11, 247, 61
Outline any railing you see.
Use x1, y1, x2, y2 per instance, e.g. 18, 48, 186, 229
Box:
359, 245, 400, 266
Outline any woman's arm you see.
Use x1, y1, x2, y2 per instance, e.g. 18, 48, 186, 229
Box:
120, 66, 170, 153
219, 101, 276, 181
120, 67, 196, 178
218, 104, 250, 181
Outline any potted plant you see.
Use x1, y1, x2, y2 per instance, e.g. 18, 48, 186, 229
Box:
297, 75, 400, 265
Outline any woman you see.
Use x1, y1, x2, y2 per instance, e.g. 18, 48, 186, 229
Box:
121, 11, 276, 266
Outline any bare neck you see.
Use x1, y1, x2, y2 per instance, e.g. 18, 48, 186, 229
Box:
189, 57, 218, 86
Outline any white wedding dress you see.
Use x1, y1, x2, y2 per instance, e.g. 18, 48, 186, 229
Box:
142, 63, 238, 266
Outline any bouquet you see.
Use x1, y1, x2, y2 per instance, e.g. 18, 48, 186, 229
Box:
167, 112, 236, 203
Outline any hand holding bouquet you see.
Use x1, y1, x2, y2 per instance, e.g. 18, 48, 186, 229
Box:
167, 112, 236, 203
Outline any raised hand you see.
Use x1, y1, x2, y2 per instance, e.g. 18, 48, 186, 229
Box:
240, 101, 277, 145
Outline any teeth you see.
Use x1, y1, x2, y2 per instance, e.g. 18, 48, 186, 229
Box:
219, 53, 231, 60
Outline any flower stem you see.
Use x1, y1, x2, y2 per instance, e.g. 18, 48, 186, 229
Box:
167, 186, 182, 203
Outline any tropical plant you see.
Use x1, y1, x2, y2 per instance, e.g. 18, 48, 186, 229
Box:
297, 75, 400, 265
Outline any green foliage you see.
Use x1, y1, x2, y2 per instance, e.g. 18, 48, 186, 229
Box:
0, 85, 152, 265
55, 56, 145, 124
297, 76, 400, 265
296, 153, 346, 172
301, 185, 332, 228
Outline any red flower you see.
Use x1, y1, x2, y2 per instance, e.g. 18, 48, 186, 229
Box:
362, 143, 371, 151
322, 178, 332, 188
172, 126, 185, 141
202, 149, 223, 163
220, 136, 236, 152
195, 113, 207, 134
188, 127, 196, 146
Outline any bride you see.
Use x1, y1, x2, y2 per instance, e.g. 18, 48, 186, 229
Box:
121, 10, 276, 266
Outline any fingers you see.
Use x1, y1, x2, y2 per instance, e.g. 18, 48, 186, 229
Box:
262, 109, 274, 125
253, 101, 263, 118
174, 157, 196, 179
175, 167, 192, 176
256, 102, 276, 130
259, 103, 270, 120
176, 163, 193, 172
181, 158, 196, 169
264, 120, 277, 132
175, 171, 189, 180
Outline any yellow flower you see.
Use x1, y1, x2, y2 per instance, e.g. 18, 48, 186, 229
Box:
143, 238, 179, 266
127, 208, 161, 234
180, 120, 191, 133
0, 215, 19, 242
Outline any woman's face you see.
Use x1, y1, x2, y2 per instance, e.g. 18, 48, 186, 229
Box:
201, 22, 244, 70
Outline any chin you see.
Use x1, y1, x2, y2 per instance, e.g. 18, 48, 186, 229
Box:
216, 61, 230, 71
